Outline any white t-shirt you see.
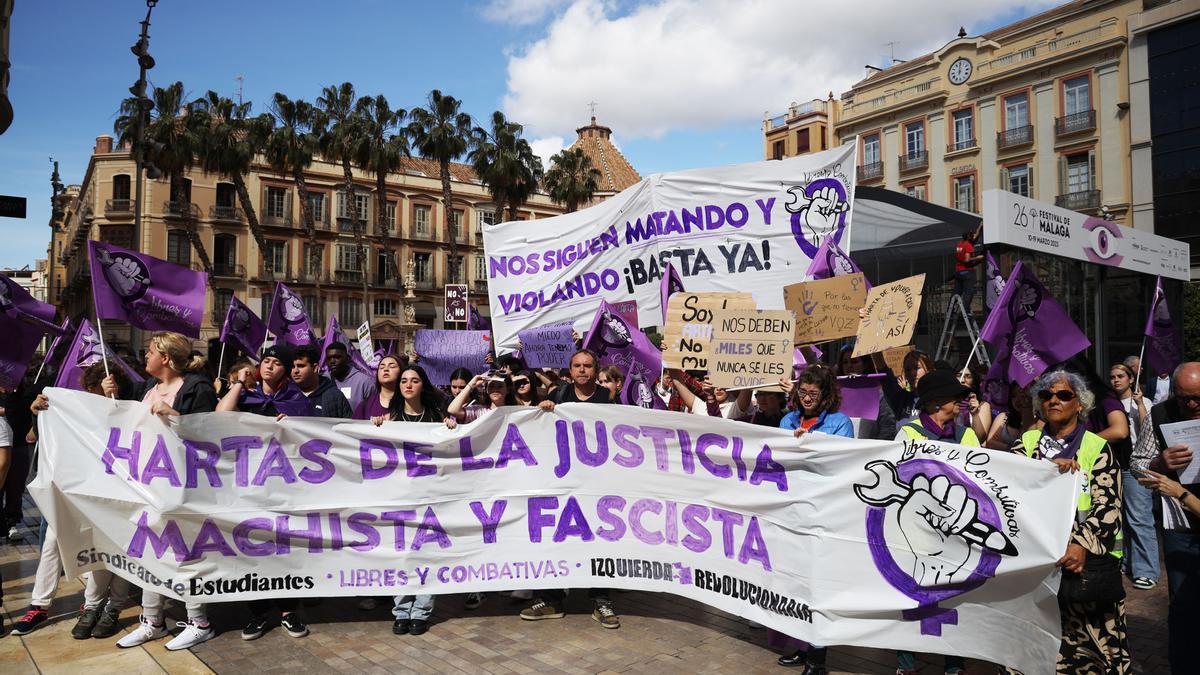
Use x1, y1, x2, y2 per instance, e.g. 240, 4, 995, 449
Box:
0, 417, 12, 447
1121, 397, 1141, 446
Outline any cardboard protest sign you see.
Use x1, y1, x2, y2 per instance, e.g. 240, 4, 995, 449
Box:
413, 330, 492, 385
852, 274, 925, 358
662, 292, 754, 371
708, 309, 794, 389
784, 273, 867, 345
517, 322, 575, 369
881, 345, 914, 379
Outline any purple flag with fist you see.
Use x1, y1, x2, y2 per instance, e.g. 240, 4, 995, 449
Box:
804, 235, 868, 287
660, 261, 685, 325
979, 261, 1089, 387
266, 282, 315, 346
583, 299, 664, 410
1143, 275, 1182, 376
53, 319, 144, 391
87, 240, 207, 337
220, 294, 268, 361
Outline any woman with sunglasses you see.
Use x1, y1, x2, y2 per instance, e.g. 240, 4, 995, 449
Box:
511, 370, 541, 406
1019, 370, 1129, 673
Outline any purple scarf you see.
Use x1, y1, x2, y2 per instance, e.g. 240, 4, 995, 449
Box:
1038, 423, 1086, 461
918, 412, 958, 441
240, 378, 314, 416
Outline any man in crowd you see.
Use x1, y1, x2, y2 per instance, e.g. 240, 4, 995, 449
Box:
325, 341, 374, 412
293, 344, 352, 418
1148, 362, 1200, 674
524, 348, 619, 629
953, 226, 983, 314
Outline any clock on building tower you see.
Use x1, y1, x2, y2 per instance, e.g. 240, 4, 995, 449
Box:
948, 57, 972, 85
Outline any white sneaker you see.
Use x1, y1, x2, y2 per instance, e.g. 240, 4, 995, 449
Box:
165, 621, 214, 651
116, 615, 169, 648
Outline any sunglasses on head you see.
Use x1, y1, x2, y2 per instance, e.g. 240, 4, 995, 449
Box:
512, 378, 530, 386
1037, 389, 1077, 403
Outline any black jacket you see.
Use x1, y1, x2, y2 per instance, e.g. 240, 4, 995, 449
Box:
134, 373, 218, 414
304, 376, 353, 419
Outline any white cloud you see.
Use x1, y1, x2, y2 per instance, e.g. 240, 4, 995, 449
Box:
502, 0, 1060, 139
529, 135, 566, 169
482, 0, 572, 25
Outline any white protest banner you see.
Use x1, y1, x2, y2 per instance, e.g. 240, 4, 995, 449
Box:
484, 146, 857, 353
708, 309, 794, 389
34, 388, 1074, 674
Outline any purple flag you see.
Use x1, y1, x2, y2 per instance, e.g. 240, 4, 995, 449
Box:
583, 300, 664, 410
980, 355, 1010, 413
804, 236, 870, 288
979, 261, 1090, 387
266, 282, 315, 346
1144, 276, 1182, 376
838, 374, 885, 421
219, 294, 268, 360
0, 274, 62, 388
318, 314, 373, 375
41, 318, 74, 371
983, 252, 1005, 313
88, 240, 206, 337
660, 261, 685, 325
467, 304, 492, 331
53, 319, 144, 391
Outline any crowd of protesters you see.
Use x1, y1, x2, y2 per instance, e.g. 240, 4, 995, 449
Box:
0, 320, 1194, 675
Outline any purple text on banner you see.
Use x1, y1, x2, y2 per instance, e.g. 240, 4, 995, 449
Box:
414, 330, 493, 385
518, 322, 575, 369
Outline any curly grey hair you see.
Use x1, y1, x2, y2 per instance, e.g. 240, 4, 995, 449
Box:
1029, 369, 1094, 421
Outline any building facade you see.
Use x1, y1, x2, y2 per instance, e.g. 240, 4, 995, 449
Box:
763, 0, 1200, 276
48, 136, 568, 355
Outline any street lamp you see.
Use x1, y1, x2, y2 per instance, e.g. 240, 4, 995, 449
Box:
130, 0, 160, 247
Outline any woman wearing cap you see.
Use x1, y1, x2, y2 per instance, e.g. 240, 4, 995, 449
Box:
775, 364, 853, 673
1018, 369, 1128, 673
371, 364, 448, 636
108, 332, 219, 650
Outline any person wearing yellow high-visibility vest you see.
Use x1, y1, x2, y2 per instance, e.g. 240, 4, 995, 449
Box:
1021, 369, 1130, 674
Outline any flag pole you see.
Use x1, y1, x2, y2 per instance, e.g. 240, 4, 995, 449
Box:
93, 316, 115, 397
216, 340, 227, 385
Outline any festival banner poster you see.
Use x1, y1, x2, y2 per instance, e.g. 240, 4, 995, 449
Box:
34, 389, 1076, 674
413, 330, 492, 385
662, 292, 756, 371
483, 145, 858, 353
784, 273, 867, 345
706, 308, 793, 390
87, 240, 207, 338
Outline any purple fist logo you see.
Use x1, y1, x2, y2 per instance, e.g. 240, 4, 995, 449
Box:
597, 311, 632, 348
855, 459, 1015, 635
96, 248, 151, 302
786, 178, 849, 257
1007, 280, 1042, 325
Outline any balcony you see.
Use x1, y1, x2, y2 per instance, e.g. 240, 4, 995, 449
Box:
163, 201, 201, 219
414, 276, 435, 290
334, 269, 364, 284
1055, 109, 1096, 137
946, 137, 977, 153
857, 162, 884, 181
212, 262, 244, 278
377, 221, 398, 237
899, 151, 929, 173
997, 125, 1034, 151
337, 214, 372, 233
297, 270, 329, 285
258, 262, 291, 281
262, 210, 292, 227
105, 199, 135, 217
209, 205, 244, 223
410, 226, 437, 241
1055, 189, 1101, 211
473, 279, 489, 294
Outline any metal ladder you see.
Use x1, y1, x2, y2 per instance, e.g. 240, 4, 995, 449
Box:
935, 294, 990, 368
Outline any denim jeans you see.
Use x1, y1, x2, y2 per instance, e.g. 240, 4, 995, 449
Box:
1162, 529, 1200, 674
953, 270, 975, 314
1121, 469, 1160, 581
392, 594, 434, 622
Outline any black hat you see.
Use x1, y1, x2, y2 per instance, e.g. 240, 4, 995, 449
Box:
916, 370, 971, 407
261, 344, 295, 370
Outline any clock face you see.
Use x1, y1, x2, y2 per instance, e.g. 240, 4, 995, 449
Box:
949, 58, 973, 85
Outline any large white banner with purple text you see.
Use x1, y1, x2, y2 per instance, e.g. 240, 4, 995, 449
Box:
33, 388, 1076, 674
482, 146, 857, 353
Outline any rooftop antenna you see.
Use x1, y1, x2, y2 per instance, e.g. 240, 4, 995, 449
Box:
235, 74, 244, 106
884, 41, 904, 64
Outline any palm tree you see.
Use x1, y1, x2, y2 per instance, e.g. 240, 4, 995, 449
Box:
469, 110, 544, 223
266, 93, 322, 289
544, 146, 601, 213
353, 94, 407, 292
191, 91, 273, 269
407, 90, 473, 275
115, 81, 213, 275
317, 82, 370, 319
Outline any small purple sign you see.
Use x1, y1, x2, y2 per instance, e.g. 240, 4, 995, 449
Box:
414, 330, 492, 385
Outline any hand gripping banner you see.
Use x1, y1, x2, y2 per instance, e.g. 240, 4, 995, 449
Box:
32, 388, 1076, 674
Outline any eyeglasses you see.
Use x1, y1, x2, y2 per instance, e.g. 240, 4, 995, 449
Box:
797, 388, 822, 400
1037, 389, 1077, 403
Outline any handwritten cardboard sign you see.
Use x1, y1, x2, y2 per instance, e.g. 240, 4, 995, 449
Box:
784, 273, 867, 345
881, 345, 914, 379
413, 329, 492, 385
851, 274, 926, 358
707, 309, 794, 389
662, 292, 755, 371
518, 322, 575, 369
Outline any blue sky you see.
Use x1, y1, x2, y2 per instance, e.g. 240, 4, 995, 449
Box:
0, 0, 1049, 270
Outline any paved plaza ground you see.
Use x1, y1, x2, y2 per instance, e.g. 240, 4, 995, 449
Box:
0, 501, 1170, 674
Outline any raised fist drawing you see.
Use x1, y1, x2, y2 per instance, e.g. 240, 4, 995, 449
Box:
787, 185, 849, 244
884, 474, 979, 587
282, 293, 305, 322
1015, 283, 1040, 320
103, 254, 146, 297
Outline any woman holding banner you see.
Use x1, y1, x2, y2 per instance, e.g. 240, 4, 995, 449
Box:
356, 355, 403, 421
370, 364, 446, 634
1019, 370, 1130, 673
113, 332, 218, 651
